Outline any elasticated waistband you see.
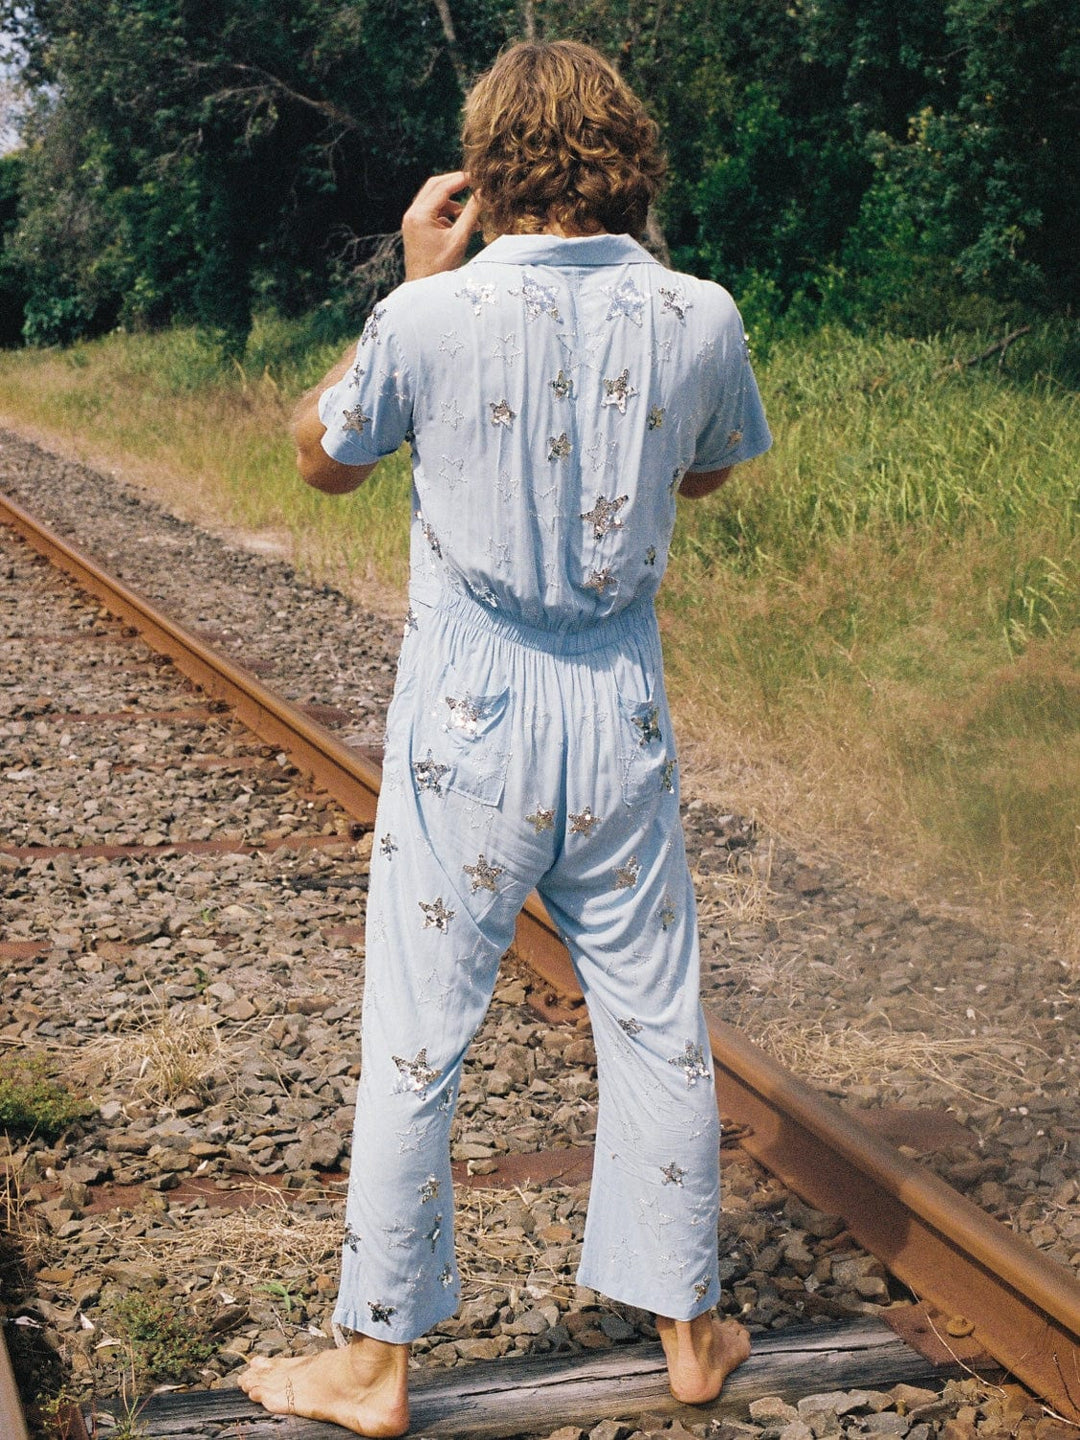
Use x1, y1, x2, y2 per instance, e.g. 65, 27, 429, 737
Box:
434, 586, 657, 656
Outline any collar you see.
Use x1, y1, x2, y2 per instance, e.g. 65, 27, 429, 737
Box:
473, 232, 660, 268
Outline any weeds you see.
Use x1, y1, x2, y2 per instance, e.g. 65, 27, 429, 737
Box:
0, 1053, 90, 1141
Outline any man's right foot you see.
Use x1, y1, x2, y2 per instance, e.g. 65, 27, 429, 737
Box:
656, 1312, 751, 1404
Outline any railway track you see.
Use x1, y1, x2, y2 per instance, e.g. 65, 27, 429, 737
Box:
2, 488, 1079, 1435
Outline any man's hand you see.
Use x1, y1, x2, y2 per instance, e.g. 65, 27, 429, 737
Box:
403, 171, 480, 281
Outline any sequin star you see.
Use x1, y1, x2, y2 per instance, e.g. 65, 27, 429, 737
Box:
445, 693, 482, 736
569, 806, 600, 835
440, 398, 464, 430
668, 1040, 711, 1087
368, 1300, 396, 1324
551, 369, 573, 400
580, 493, 628, 539
658, 286, 690, 322
614, 856, 641, 889
526, 806, 555, 833
360, 304, 386, 344
439, 1264, 454, 1287
344, 1222, 362, 1252
457, 280, 496, 314
645, 546, 657, 566
618, 1017, 643, 1036
727, 428, 743, 447
631, 705, 661, 745
419, 897, 455, 932
585, 567, 617, 594
403, 607, 419, 637
659, 896, 677, 930
693, 1278, 710, 1301
605, 277, 646, 325
662, 758, 677, 792
669, 466, 685, 495
413, 752, 449, 794
490, 398, 516, 428
548, 432, 572, 461
521, 274, 561, 321
342, 403, 371, 434
438, 454, 464, 488
379, 833, 398, 860
424, 1212, 443, 1251
647, 406, 666, 430
602, 368, 638, 414
463, 854, 503, 892
393, 1048, 441, 1094
741, 332, 752, 360
661, 1160, 687, 1186
416, 510, 441, 557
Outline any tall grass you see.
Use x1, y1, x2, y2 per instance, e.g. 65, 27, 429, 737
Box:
1, 315, 1077, 919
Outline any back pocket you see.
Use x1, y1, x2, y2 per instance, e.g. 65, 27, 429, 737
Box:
618, 692, 671, 806
424, 672, 511, 807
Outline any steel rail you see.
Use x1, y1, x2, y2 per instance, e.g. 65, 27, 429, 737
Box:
3, 490, 1079, 1421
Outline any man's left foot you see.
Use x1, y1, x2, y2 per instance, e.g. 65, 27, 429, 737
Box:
238, 1336, 410, 1437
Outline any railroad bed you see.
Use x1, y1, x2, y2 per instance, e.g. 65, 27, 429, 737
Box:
1, 430, 1078, 1439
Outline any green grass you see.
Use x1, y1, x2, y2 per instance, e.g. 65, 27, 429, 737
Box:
1, 315, 1077, 917
0, 1054, 90, 1141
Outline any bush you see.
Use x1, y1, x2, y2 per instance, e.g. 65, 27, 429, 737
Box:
0, 1055, 89, 1140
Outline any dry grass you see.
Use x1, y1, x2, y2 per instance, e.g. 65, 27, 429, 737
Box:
692, 840, 776, 929
751, 1016, 1043, 1103
1, 1150, 56, 1271
72, 1006, 241, 1105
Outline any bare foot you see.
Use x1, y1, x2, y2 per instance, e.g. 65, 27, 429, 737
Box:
656, 1312, 751, 1404
237, 1335, 410, 1437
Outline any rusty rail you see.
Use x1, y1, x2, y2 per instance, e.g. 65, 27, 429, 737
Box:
3, 490, 1080, 1421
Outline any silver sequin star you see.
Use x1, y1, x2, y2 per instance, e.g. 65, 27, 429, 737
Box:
619, 1017, 643, 1036
441, 398, 464, 430
490, 398, 516, 428
548, 432, 572, 461
631, 705, 662, 745
526, 806, 555, 833
368, 1300, 396, 1324
393, 1048, 441, 1094
463, 854, 503, 892
551, 369, 573, 400
439, 1264, 454, 1287
662, 759, 677, 792
614, 856, 641, 889
457, 280, 496, 314
569, 806, 600, 835
580, 493, 628, 539
658, 286, 690, 322
416, 510, 441, 557
419, 897, 455, 932
424, 1213, 443, 1251
360, 304, 386, 344
413, 752, 450, 794
661, 1160, 686, 1186
445, 693, 482, 736
403, 607, 419, 637
693, 1278, 710, 1301
602, 368, 638, 414
343, 1222, 362, 1252
647, 406, 666, 430
342, 403, 371, 434
659, 896, 677, 930
669, 1041, 711, 1087
727, 428, 743, 447
605, 277, 646, 325
379, 833, 398, 860
645, 546, 657, 566
420, 1175, 440, 1202
521, 274, 561, 321
584, 567, 617, 594
669, 466, 685, 495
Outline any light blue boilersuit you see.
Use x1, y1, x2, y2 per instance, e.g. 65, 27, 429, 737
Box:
318, 233, 771, 1343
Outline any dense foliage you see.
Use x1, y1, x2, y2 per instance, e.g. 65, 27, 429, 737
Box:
1, 0, 1077, 345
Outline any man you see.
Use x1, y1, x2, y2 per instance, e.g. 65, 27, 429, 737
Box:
239, 40, 770, 1436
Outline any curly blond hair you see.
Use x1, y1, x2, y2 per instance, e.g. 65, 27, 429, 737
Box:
462, 41, 665, 240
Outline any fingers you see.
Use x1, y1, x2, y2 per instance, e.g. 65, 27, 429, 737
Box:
451, 192, 481, 241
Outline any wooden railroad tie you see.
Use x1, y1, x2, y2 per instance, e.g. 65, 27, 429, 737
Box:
91, 1315, 984, 1439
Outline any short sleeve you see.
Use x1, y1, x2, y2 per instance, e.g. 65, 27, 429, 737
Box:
318, 297, 414, 466
688, 287, 771, 473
